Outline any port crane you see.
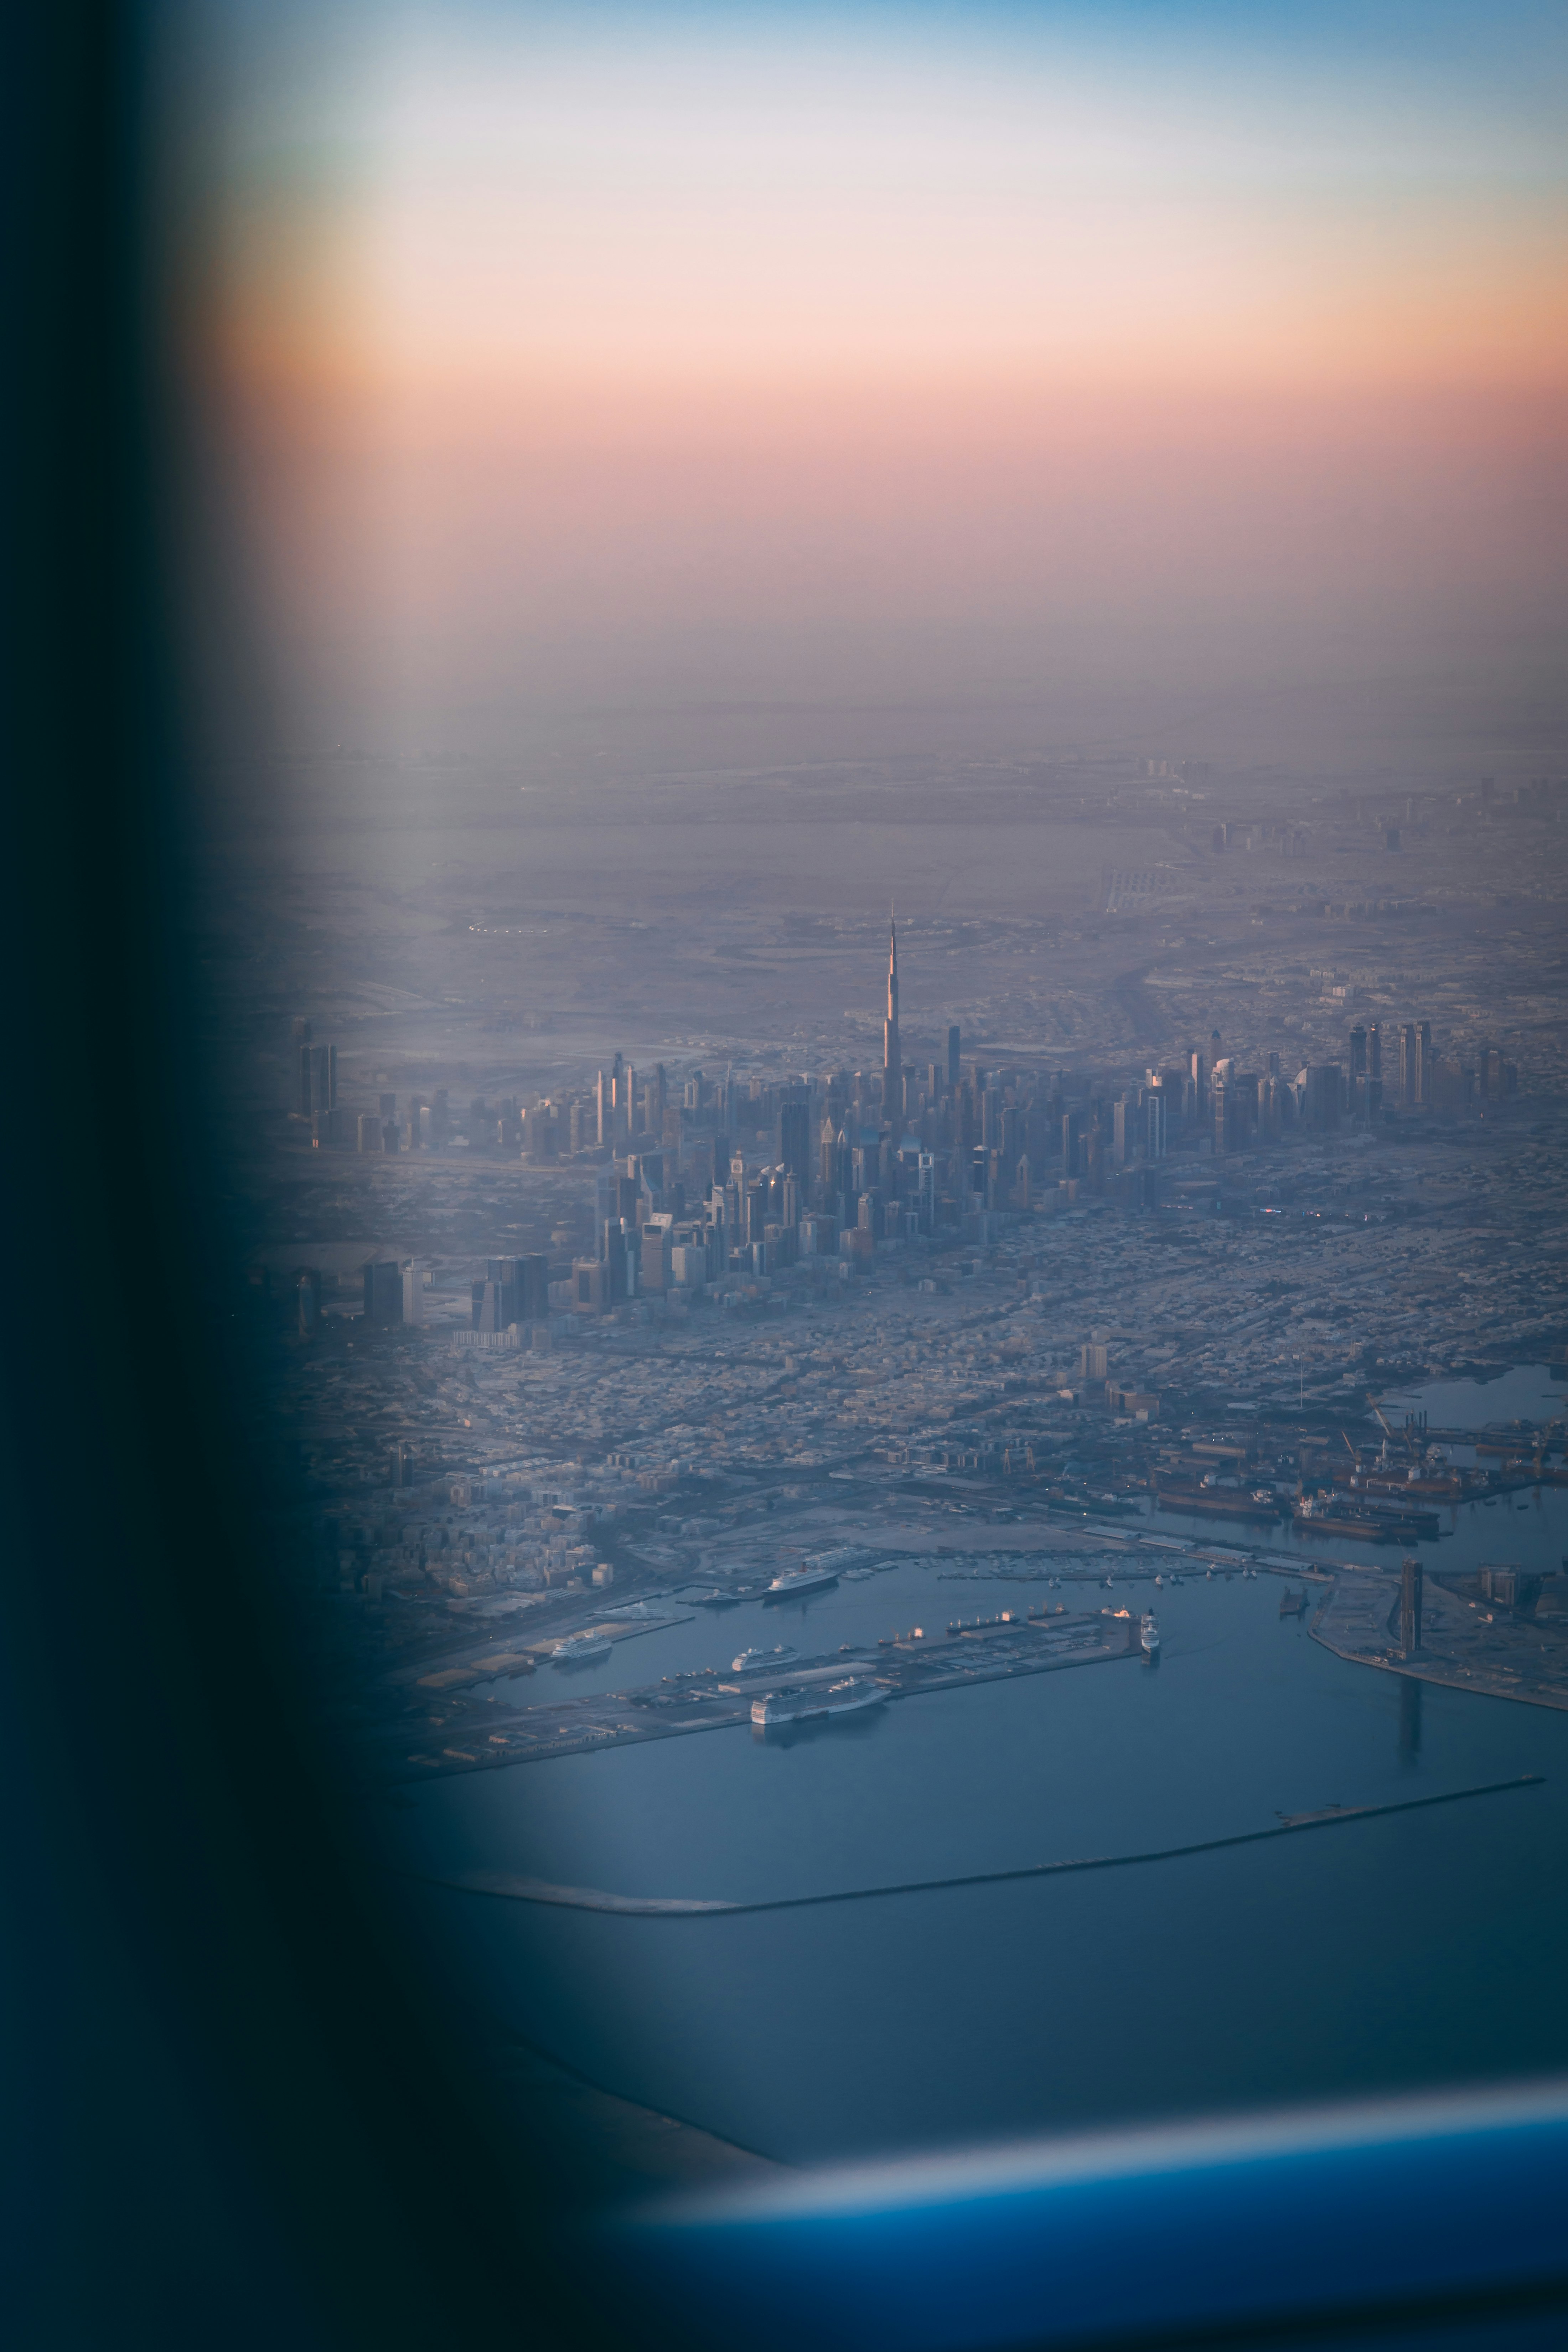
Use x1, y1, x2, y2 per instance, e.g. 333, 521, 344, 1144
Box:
1369, 1395, 1420, 1467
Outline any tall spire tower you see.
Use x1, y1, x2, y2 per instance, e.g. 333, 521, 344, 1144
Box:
883, 910, 901, 1127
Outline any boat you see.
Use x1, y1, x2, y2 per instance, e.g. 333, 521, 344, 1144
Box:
1336, 1488, 1443, 1536
1358, 1471, 1464, 1501
550, 1633, 612, 1664
1139, 1612, 1160, 1659
751, 1677, 887, 1728
1279, 1588, 1309, 1619
764, 1564, 840, 1602
732, 1644, 797, 1674
1155, 1488, 1282, 1522
1292, 1509, 1401, 1545
1293, 1492, 1433, 1544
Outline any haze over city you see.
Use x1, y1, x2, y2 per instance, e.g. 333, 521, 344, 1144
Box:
186, 0, 1567, 799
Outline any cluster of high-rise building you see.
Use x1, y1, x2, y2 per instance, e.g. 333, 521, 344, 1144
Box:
1195, 1019, 1517, 1154
291, 1020, 463, 1154
286, 924, 1525, 1331
555, 923, 1177, 1311
1373, 1021, 1517, 1116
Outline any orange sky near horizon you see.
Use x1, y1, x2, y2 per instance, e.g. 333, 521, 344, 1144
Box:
187, 12, 1568, 760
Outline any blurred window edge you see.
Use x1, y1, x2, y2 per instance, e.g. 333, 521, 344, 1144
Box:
604, 2076, 1568, 2351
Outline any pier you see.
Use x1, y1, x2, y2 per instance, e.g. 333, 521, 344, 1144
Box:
388, 1608, 1138, 1781
368, 1517, 1568, 1793
1310, 1570, 1568, 1711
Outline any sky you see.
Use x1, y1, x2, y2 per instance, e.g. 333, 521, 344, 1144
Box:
180, 1, 1568, 774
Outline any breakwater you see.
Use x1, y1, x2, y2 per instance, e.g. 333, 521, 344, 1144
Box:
415, 1775, 1543, 1918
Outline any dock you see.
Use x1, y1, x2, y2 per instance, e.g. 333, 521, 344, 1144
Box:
385, 1609, 1138, 1782
1310, 1571, 1568, 1711
371, 1522, 1568, 1793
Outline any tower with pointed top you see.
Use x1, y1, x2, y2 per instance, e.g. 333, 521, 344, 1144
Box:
883, 912, 901, 1127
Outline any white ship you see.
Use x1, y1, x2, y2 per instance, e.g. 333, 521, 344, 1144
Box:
732, 1644, 797, 1673
1139, 1611, 1161, 1659
764, 1563, 840, 1602
550, 1633, 612, 1664
751, 1676, 887, 1728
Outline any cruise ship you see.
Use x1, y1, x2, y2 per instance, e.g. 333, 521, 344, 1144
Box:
1139, 1612, 1161, 1659
764, 1563, 840, 1602
732, 1643, 797, 1674
751, 1677, 887, 1728
550, 1633, 612, 1665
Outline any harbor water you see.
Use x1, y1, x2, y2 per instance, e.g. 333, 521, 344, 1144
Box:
387, 1371, 1568, 2166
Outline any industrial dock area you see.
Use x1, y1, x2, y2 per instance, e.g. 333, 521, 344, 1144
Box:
389, 1603, 1139, 1779
1312, 1557, 1568, 1710
361, 1489, 1568, 1789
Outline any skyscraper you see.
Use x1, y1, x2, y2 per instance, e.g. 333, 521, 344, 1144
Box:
1398, 1023, 1418, 1107
1304, 1063, 1343, 1131
819, 1116, 839, 1196
883, 913, 901, 1126
299, 1040, 336, 1118
520, 1255, 549, 1321
363, 1258, 403, 1327
778, 1100, 810, 1188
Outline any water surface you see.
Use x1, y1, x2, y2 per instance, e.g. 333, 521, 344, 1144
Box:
388, 1476, 1568, 2162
